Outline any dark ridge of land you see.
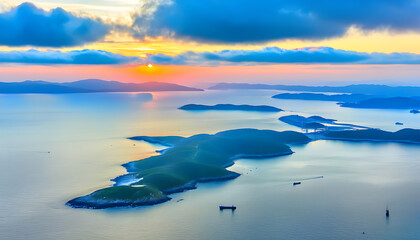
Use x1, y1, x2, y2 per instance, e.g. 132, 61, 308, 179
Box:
338, 97, 420, 109
0, 79, 203, 94
272, 93, 370, 102
209, 83, 420, 97
411, 109, 420, 114
67, 129, 310, 209
279, 115, 368, 131
0, 81, 93, 94
179, 104, 283, 112
270, 93, 420, 110
324, 128, 420, 143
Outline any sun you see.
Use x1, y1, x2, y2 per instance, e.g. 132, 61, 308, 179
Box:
147, 64, 153, 68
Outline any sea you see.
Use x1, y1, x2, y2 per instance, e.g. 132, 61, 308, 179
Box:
0, 89, 419, 240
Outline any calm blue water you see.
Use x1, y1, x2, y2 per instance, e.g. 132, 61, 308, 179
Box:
0, 90, 419, 240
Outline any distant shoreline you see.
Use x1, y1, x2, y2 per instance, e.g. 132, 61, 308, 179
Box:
0, 79, 203, 94
179, 104, 283, 112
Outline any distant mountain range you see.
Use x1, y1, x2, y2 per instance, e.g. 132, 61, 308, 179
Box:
209, 83, 420, 97
0, 79, 203, 94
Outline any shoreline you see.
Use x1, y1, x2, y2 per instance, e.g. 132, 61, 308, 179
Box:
322, 136, 420, 144
66, 172, 241, 209
66, 129, 309, 209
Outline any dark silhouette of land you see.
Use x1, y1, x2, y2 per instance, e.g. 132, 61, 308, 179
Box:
0, 79, 203, 94
179, 104, 282, 112
210, 83, 420, 97
325, 128, 420, 143
272, 93, 420, 110
279, 115, 367, 131
339, 97, 420, 109
272, 93, 370, 102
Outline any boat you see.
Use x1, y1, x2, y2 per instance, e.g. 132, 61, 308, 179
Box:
219, 205, 236, 210
293, 182, 302, 185
386, 209, 390, 217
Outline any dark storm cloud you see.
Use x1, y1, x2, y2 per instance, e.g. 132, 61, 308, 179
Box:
0, 49, 139, 64
146, 47, 420, 65
133, 0, 420, 43
0, 2, 110, 47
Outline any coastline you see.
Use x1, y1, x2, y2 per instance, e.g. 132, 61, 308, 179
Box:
66, 129, 309, 209
322, 136, 420, 144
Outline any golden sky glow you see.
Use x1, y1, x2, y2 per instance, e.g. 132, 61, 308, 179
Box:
1, 63, 419, 87
3, 0, 420, 57
3, 28, 420, 58
95, 29, 420, 56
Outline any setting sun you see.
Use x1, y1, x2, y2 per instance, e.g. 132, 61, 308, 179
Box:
148, 64, 153, 68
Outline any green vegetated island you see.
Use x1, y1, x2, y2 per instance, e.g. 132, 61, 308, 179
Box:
279, 114, 420, 143
67, 120, 420, 209
179, 104, 282, 112
67, 129, 310, 209
324, 128, 420, 143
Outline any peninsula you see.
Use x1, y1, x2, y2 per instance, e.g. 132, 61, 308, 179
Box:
338, 97, 420, 109
279, 115, 367, 131
179, 104, 283, 112
324, 128, 420, 143
67, 129, 310, 209
272, 93, 370, 102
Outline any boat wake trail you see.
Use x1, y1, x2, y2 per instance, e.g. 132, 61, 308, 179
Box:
295, 176, 324, 181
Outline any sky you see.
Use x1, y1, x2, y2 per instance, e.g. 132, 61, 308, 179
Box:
1, 0, 420, 86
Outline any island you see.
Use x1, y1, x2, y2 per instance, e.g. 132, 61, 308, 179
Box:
179, 104, 283, 112
338, 97, 420, 109
410, 109, 420, 114
279, 115, 367, 131
324, 128, 420, 143
272, 93, 370, 102
0, 79, 203, 94
209, 83, 420, 97
67, 129, 310, 209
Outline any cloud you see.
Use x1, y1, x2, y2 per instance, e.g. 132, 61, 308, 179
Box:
132, 0, 420, 43
0, 49, 139, 64
146, 47, 420, 65
0, 2, 110, 47
2, 47, 420, 66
